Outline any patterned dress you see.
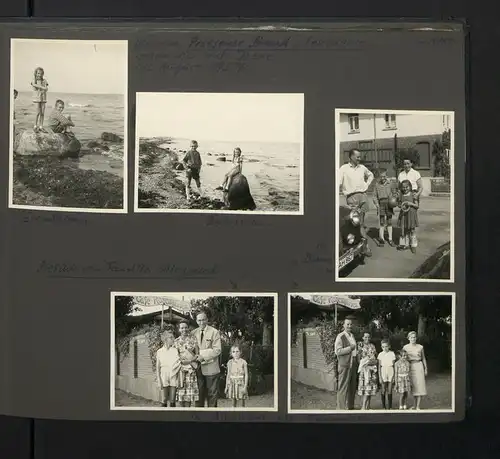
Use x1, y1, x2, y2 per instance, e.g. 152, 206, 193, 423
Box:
32, 78, 48, 103
175, 334, 200, 403
226, 358, 248, 400
356, 342, 379, 396
394, 359, 411, 393
397, 192, 419, 232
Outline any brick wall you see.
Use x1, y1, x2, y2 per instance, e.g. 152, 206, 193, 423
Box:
340, 133, 443, 178
290, 328, 336, 392
115, 334, 160, 403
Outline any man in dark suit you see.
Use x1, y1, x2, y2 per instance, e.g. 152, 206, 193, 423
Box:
334, 318, 358, 410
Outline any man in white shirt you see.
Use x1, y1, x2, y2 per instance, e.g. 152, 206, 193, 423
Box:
334, 318, 358, 410
338, 149, 374, 256
397, 158, 423, 200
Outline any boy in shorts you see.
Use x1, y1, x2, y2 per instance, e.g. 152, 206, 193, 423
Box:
373, 168, 396, 247
182, 140, 203, 203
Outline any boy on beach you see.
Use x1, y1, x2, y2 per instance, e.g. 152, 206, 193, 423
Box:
182, 140, 203, 203
373, 168, 396, 247
48, 99, 75, 135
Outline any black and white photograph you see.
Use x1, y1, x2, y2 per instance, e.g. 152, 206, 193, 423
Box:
9, 39, 128, 213
335, 109, 454, 281
111, 292, 277, 411
288, 293, 455, 414
134, 92, 304, 214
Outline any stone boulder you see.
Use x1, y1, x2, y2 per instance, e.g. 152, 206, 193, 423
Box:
14, 130, 81, 158
101, 132, 123, 143
226, 173, 256, 211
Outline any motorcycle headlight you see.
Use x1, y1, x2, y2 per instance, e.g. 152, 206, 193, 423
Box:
349, 210, 361, 226
347, 233, 355, 245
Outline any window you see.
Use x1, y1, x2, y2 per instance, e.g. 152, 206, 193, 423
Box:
384, 114, 397, 129
348, 114, 359, 133
415, 142, 431, 169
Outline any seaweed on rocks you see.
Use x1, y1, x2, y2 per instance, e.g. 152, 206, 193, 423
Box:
12, 156, 123, 209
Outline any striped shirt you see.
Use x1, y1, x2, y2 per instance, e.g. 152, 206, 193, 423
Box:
48, 110, 73, 131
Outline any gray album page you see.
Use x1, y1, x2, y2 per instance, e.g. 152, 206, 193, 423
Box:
0, 21, 466, 423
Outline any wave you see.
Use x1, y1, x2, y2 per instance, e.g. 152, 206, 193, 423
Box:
68, 103, 95, 108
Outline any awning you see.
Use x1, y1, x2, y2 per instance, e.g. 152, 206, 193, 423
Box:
301, 294, 361, 311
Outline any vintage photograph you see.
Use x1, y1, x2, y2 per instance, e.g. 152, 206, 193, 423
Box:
335, 109, 454, 281
9, 39, 128, 212
135, 92, 304, 214
111, 292, 277, 411
288, 293, 455, 413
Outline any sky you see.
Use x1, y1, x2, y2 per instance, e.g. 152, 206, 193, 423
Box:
136, 92, 304, 143
12, 39, 127, 94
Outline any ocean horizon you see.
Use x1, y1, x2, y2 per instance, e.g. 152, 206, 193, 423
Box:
13, 91, 125, 144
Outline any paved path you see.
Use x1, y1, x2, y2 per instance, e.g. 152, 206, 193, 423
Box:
290, 373, 452, 411
339, 195, 451, 279
115, 389, 275, 408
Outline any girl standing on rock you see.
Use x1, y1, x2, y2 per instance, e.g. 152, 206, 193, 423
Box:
31, 67, 49, 133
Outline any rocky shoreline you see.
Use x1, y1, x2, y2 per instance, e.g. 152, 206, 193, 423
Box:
138, 137, 227, 210
12, 130, 124, 209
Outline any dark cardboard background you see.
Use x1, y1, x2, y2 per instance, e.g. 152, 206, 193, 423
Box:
0, 22, 465, 423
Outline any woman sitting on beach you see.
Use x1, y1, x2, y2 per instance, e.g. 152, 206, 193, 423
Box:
216, 147, 243, 192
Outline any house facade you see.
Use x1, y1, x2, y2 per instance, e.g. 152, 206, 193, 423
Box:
338, 112, 452, 192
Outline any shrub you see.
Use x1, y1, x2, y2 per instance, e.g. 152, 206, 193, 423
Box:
218, 341, 274, 397
432, 130, 451, 179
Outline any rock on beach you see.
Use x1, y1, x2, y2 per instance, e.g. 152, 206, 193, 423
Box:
14, 130, 81, 158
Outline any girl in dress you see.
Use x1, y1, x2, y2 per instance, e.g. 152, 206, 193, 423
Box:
394, 349, 411, 410
156, 331, 181, 408
31, 67, 49, 132
397, 179, 420, 253
357, 345, 379, 410
402, 331, 428, 410
217, 147, 244, 192
377, 339, 396, 410
174, 321, 200, 407
225, 344, 249, 408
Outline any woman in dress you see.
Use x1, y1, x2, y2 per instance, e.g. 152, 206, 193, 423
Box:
356, 332, 378, 409
174, 320, 200, 407
402, 331, 428, 410
357, 332, 377, 361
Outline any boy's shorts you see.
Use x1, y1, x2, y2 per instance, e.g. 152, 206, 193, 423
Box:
378, 198, 394, 218
186, 167, 200, 181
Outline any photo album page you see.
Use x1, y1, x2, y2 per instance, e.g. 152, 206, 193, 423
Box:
0, 21, 466, 423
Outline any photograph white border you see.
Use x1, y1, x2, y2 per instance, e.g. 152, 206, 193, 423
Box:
287, 291, 456, 415
110, 291, 279, 412
133, 92, 305, 216
334, 108, 455, 283
8, 38, 129, 214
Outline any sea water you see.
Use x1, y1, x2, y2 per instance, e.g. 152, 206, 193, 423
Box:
13, 91, 125, 177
